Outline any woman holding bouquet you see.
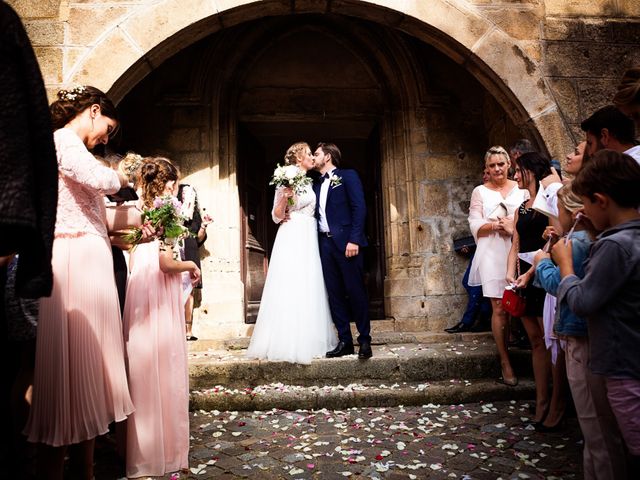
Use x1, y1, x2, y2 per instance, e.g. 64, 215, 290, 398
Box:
123, 157, 200, 478
23, 86, 134, 479
246, 142, 338, 363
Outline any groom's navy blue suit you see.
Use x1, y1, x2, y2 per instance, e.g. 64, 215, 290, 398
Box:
314, 168, 371, 346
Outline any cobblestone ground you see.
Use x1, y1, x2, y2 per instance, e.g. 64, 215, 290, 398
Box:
95, 400, 582, 479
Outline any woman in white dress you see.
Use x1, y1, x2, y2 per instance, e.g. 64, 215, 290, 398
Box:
246, 142, 338, 364
468, 146, 526, 386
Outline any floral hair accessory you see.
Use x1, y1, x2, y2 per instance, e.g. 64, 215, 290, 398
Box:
120, 152, 144, 180
57, 85, 87, 102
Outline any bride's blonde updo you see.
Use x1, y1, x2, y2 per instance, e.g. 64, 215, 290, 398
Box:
284, 142, 309, 165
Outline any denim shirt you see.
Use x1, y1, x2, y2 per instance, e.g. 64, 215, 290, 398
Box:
557, 219, 640, 379
535, 231, 592, 337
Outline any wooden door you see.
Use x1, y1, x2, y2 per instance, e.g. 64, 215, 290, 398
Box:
238, 126, 269, 324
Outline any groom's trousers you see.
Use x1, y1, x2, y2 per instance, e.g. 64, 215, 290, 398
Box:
318, 235, 371, 345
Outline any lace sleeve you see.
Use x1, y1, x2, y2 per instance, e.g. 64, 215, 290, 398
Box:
468, 187, 487, 240
271, 187, 286, 224
55, 129, 120, 194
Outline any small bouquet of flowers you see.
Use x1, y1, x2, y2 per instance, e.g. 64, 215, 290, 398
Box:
123, 195, 191, 247
269, 164, 312, 205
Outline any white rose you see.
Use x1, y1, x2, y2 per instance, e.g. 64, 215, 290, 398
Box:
284, 165, 299, 180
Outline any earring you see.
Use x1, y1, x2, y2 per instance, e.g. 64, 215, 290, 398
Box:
91, 115, 94, 132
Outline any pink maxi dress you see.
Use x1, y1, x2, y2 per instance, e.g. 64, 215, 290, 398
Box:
123, 240, 189, 478
24, 128, 134, 446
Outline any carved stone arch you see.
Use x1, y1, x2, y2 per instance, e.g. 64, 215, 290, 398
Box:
80, 0, 567, 159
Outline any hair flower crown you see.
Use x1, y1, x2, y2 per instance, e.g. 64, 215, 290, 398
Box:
57, 85, 87, 102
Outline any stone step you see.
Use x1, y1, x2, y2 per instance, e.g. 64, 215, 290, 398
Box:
188, 337, 533, 411
188, 331, 495, 352
190, 378, 535, 411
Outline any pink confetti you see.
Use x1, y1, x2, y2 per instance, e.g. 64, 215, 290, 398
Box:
307, 463, 315, 469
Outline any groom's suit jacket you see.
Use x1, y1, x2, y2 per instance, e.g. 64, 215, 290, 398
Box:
314, 168, 368, 252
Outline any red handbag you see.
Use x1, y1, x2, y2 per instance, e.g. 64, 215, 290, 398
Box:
502, 287, 526, 317
502, 252, 526, 317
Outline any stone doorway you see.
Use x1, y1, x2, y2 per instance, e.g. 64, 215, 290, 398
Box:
238, 120, 385, 324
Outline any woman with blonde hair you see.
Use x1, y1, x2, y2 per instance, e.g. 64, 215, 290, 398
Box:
614, 66, 640, 128
468, 146, 526, 386
246, 142, 338, 363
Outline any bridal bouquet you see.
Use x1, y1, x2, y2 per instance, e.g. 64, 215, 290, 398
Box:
123, 195, 191, 246
269, 164, 312, 205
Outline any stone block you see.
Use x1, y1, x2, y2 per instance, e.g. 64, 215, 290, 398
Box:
413, 220, 436, 253
71, 29, 140, 91
24, 21, 63, 45
63, 46, 87, 75
387, 297, 426, 319
544, 42, 640, 79
385, 277, 424, 297
542, 18, 584, 41
8, 0, 60, 18
547, 77, 580, 123
166, 127, 201, 151
424, 255, 454, 295
577, 78, 620, 114
478, 6, 543, 41
418, 183, 449, 217
33, 46, 62, 83
68, 6, 128, 46
407, 0, 493, 59
545, 0, 618, 16
422, 155, 460, 181
178, 152, 209, 176
469, 28, 552, 118
393, 318, 429, 332
121, 0, 218, 54
618, 0, 640, 17
530, 108, 574, 167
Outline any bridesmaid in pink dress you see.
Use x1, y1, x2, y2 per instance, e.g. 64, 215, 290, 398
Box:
124, 157, 200, 478
24, 86, 134, 479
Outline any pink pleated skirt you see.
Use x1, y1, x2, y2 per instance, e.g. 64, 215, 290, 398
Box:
24, 234, 134, 446
124, 241, 189, 478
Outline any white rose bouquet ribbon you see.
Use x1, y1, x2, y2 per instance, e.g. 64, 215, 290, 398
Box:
269, 164, 312, 206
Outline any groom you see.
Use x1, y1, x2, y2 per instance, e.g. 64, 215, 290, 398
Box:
313, 142, 372, 359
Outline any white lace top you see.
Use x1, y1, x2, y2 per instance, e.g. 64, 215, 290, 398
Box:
53, 128, 121, 238
271, 184, 316, 223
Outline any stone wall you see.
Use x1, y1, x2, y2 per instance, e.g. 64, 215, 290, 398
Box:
7, 0, 640, 337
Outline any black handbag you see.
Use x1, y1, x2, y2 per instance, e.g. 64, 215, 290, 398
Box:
453, 235, 476, 255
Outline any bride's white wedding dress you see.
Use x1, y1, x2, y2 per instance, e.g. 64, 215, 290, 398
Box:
246, 183, 338, 364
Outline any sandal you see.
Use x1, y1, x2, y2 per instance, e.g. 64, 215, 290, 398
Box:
495, 376, 519, 387
186, 335, 198, 341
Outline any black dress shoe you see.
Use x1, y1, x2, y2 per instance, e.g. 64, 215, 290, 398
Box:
358, 342, 373, 359
326, 341, 355, 358
444, 322, 472, 334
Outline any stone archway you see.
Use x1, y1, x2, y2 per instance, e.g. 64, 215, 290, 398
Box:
62, 0, 569, 158
79, 0, 572, 339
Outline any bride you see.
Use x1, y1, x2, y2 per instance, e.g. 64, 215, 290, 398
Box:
246, 142, 338, 364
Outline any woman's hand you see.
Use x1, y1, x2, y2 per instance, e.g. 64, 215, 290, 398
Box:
498, 217, 514, 236
542, 225, 561, 241
139, 222, 157, 243
506, 271, 516, 285
189, 264, 201, 286
514, 270, 533, 289
282, 187, 294, 201
533, 249, 550, 266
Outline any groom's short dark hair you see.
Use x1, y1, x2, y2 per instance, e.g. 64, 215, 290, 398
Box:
317, 142, 341, 167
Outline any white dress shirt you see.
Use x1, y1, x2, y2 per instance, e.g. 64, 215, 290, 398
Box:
318, 168, 336, 233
